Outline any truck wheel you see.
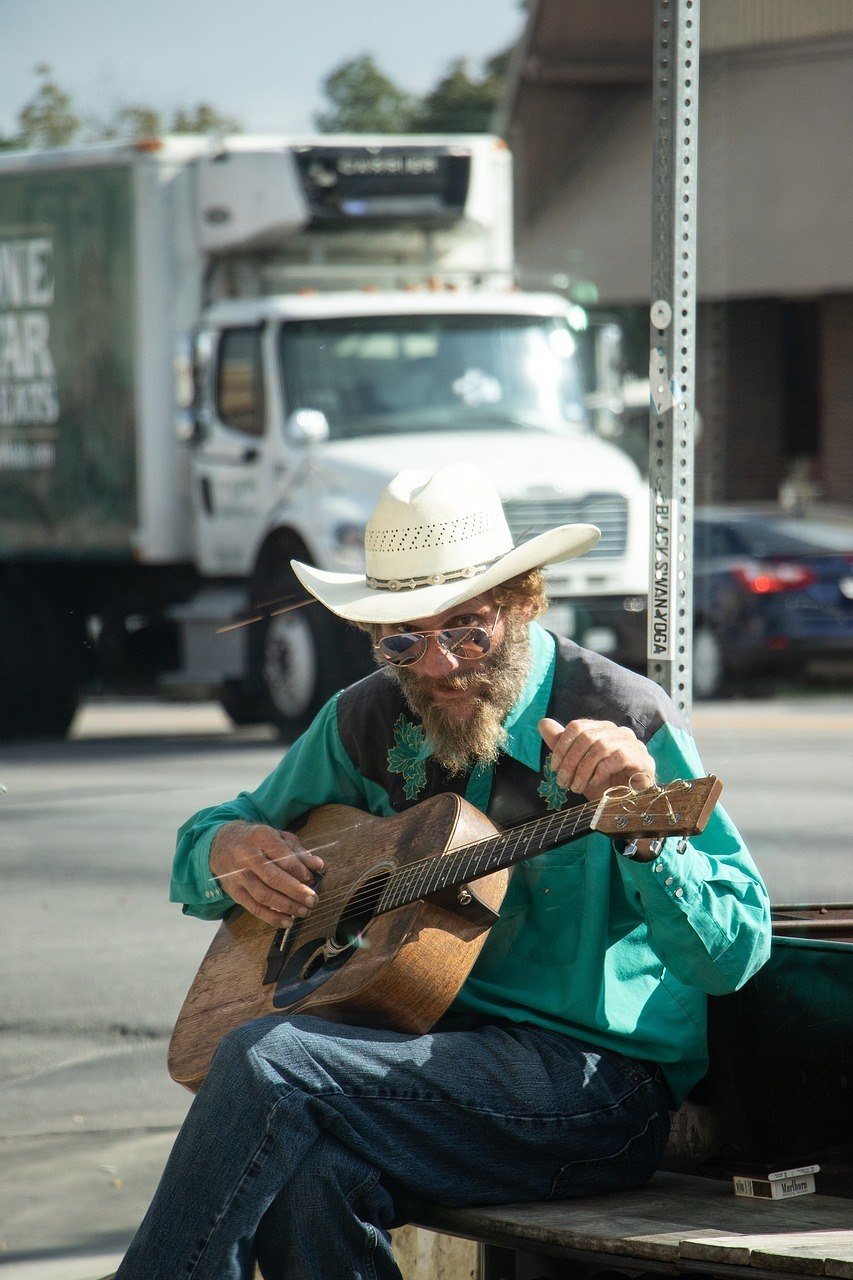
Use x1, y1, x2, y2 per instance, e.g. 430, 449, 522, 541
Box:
248, 565, 350, 742
693, 624, 726, 700
0, 580, 86, 739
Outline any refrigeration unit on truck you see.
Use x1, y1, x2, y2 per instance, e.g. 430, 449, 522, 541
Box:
0, 133, 649, 741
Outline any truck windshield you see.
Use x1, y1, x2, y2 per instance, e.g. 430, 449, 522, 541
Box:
278, 314, 587, 439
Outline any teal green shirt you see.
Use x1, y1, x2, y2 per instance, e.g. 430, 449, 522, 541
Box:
171, 623, 771, 1103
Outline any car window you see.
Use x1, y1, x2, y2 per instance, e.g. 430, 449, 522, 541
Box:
736, 518, 853, 557
695, 522, 744, 558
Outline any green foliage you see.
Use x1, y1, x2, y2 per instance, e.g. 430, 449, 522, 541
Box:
170, 103, 243, 136
17, 64, 80, 148
414, 56, 507, 134
316, 50, 509, 135
6, 66, 242, 150
95, 105, 163, 142
315, 55, 419, 133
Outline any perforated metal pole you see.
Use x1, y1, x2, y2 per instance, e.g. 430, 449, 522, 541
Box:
647, 0, 700, 724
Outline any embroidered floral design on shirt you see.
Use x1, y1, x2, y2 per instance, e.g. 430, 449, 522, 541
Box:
387, 715, 428, 800
538, 759, 568, 811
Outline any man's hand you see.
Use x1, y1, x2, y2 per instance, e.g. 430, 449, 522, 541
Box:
538, 718, 655, 802
538, 718, 662, 861
208, 821, 324, 927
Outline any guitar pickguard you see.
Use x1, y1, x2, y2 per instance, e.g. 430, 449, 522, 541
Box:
263, 861, 394, 1011
270, 931, 357, 1009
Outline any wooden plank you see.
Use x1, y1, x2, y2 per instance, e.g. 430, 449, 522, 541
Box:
414, 1175, 853, 1273
748, 1237, 853, 1276
681, 1233, 853, 1274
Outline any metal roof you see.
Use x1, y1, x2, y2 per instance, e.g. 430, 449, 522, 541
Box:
500, 0, 853, 302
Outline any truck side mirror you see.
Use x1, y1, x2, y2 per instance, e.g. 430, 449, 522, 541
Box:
286, 409, 330, 445
175, 331, 214, 445
175, 410, 210, 445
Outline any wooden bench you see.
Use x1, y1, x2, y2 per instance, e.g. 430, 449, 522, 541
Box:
103, 926, 852, 1280
412, 1172, 853, 1279
399, 926, 853, 1280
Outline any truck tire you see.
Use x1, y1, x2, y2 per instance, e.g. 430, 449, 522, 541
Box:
0, 579, 86, 739
693, 623, 726, 700
246, 561, 355, 742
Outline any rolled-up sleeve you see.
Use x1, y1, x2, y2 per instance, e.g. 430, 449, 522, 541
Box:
617, 721, 772, 994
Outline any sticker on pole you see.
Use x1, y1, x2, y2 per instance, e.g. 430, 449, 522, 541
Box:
648, 493, 677, 662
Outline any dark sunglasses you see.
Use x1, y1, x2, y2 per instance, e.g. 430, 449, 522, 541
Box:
374, 606, 502, 667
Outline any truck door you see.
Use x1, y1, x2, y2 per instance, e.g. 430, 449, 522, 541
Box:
190, 323, 279, 576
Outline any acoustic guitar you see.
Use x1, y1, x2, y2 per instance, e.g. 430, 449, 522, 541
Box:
169, 776, 722, 1090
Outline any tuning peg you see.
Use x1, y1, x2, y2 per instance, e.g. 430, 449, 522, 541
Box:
676, 838, 688, 855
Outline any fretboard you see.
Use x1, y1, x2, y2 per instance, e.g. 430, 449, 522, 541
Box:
377, 800, 597, 916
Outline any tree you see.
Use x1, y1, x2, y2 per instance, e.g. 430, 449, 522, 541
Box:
96, 105, 163, 142
414, 53, 509, 133
17, 63, 81, 148
315, 55, 418, 133
171, 103, 242, 136
6, 67, 242, 149
315, 50, 510, 136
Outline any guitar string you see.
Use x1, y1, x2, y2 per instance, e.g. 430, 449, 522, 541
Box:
289, 798, 594, 942
296, 796, 600, 932
325, 777, 695, 924
255, 782, 698, 936
278, 781, 701, 937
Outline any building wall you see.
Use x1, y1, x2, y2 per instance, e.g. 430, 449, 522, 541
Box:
695, 300, 788, 504
514, 44, 853, 304
821, 295, 853, 503
702, 0, 853, 50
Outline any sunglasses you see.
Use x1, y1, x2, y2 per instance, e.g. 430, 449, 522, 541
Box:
374, 606, 502, 667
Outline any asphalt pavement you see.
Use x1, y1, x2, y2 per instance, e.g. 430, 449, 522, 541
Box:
1, 693, 852, 1278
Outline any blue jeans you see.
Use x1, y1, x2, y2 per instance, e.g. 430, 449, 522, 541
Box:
115, 1013, 670, 1279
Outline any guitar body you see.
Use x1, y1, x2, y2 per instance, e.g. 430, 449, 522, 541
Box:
168, 793, 507, 1091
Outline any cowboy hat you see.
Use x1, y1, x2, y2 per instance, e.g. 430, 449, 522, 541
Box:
290, 463, 600, 624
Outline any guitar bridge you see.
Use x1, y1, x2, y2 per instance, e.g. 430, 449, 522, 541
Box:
263, 925, 292, 986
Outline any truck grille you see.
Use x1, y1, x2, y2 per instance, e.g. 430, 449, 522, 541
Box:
503, 494, 628, 559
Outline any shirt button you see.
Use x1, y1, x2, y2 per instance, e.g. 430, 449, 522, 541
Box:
675, 888, 684, 898
653, 863, 663, 873
665, 876, 674, 885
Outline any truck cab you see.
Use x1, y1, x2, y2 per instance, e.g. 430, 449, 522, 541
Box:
174, 138, 650, 736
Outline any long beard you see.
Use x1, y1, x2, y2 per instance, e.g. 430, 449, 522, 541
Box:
385, 609, 533, 775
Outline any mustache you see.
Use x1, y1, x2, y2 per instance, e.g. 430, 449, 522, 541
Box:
404, 666, 491, 694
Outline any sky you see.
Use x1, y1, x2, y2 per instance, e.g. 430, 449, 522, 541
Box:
0, 0, 526, 137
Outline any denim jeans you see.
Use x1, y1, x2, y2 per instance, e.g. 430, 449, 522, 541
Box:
115, 1013, 670, 1280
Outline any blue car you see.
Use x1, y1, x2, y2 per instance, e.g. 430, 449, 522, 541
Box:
693, 508, 853, 698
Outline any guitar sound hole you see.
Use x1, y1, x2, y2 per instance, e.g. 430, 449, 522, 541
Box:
301, 947, 327, 981
333, 869, 391, 949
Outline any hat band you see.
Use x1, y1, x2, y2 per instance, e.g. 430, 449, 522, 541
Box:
366, 555, 505, 593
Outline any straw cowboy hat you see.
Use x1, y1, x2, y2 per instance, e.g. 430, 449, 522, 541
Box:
291, 463, 600, 625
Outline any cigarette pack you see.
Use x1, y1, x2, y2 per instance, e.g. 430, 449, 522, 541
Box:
733, 1173, 816, 1200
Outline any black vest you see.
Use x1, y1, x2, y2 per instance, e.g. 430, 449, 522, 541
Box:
336, 634, 685, 826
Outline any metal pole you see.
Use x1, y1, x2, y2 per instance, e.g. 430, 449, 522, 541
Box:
647, 0, 700, 724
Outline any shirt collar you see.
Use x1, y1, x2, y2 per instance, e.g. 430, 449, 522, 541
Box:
500, 621, 556, 770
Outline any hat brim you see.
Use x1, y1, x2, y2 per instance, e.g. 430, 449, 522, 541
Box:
290, 524, 601, 624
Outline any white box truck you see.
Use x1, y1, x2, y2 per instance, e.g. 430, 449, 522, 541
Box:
0, 134, 649, 740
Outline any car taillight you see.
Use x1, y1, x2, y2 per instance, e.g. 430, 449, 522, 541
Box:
731, 563, 817, 594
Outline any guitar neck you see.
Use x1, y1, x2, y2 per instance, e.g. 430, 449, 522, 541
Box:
377, 801, 596, 916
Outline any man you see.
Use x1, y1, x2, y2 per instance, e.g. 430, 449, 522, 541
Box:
117, 463, 771, 1280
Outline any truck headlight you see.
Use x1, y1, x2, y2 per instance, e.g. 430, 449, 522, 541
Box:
332, 523, 367, 571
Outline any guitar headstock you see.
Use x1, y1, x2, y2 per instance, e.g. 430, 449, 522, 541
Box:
591, 775, 723, 840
